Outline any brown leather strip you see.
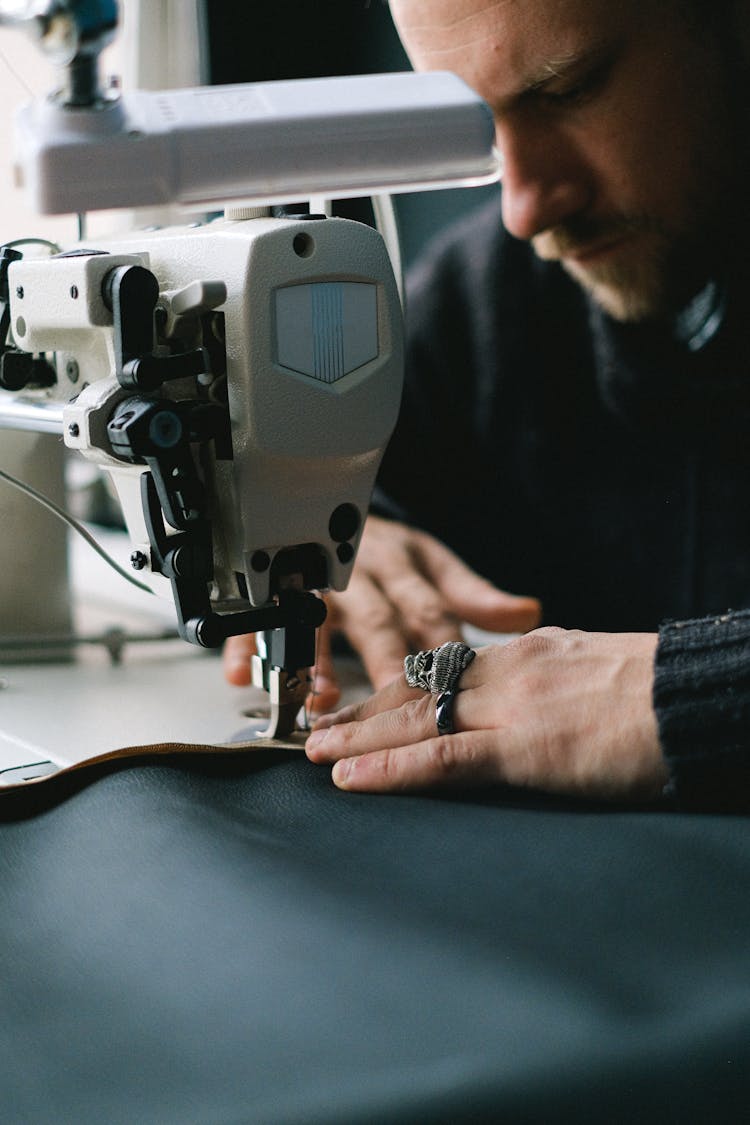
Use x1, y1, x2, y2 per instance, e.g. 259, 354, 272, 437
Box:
0, 732, 307, 792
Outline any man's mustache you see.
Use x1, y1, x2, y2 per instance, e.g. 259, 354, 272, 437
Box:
533, 214, 662, 261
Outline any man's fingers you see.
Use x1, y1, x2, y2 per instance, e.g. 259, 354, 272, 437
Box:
329, 730, 502, 792
414, 532, 541, 634
332, 574, 412, 689
312, 673, 423, 732
362, 521, 464, 649
377, 566, 463, 650
307, 691, 436, 761
223, 633, 256, 686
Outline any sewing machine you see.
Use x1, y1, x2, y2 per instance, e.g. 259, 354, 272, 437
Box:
0, 0, 498, 751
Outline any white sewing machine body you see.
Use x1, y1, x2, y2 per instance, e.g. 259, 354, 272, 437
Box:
5, 212, 403, 630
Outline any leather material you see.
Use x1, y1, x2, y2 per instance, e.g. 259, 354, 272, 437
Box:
1, 755, 749, 1123
0, 735, 305, 793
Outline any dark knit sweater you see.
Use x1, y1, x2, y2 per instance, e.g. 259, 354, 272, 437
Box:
375, 195, 750, 809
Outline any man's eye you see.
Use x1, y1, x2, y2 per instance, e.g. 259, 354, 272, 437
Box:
538, 60, 611, 109
545, 83, 587, 105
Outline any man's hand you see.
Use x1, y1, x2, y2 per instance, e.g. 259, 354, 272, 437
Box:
322, 515, 541, 689
223, 516, 541, 713
305, 627, 668, 801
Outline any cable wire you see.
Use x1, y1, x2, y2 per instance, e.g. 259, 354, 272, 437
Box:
2, 237, 62, 254
0, 466, 155, 595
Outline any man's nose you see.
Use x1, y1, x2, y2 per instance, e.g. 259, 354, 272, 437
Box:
496, 121, 593, 241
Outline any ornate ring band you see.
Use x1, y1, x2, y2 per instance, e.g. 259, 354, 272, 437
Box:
404, 641, 476, 696
435, 689, 458, 736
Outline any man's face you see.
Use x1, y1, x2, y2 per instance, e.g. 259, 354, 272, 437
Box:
390, 0, 744, 322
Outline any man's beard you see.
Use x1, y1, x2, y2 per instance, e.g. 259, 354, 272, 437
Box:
532, 213, 697, 323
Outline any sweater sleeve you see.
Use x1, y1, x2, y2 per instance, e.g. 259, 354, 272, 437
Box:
654, 610, 750, 811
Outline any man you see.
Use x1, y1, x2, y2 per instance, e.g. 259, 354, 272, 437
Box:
229, 0, 750, 807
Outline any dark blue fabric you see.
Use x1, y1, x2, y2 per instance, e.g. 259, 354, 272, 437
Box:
1, 755, 749, 1123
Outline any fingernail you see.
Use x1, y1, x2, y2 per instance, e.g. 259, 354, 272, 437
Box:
332, 758, 353, 787
306, 728, 329, 750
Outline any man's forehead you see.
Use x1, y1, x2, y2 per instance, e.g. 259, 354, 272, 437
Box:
390, 0, 631, 89
390, 0, 624, 50
391, 0, 512, 24
390, 0, 515, 43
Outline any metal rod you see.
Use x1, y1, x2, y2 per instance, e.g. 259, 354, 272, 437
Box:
0, 626, 179, 665
0, 399, 66, 435
63, 53, 100, 107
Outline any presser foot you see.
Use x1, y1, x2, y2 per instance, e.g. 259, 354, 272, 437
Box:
249, 662, 311, 740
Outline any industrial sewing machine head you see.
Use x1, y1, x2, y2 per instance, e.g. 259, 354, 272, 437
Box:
1, 213, 403, 736
0, 0, 498, 738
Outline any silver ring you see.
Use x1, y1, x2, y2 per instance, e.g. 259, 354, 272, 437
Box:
404, 641, 476, 695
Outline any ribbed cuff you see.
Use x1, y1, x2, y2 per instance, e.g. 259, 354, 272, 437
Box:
654, 610, 750, 811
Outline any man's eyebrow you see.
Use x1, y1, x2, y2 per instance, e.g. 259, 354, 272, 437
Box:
492, 40, 617, 112
524, 44, 611, 92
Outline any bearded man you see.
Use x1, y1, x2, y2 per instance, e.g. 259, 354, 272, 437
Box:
228, 0, 750, 809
